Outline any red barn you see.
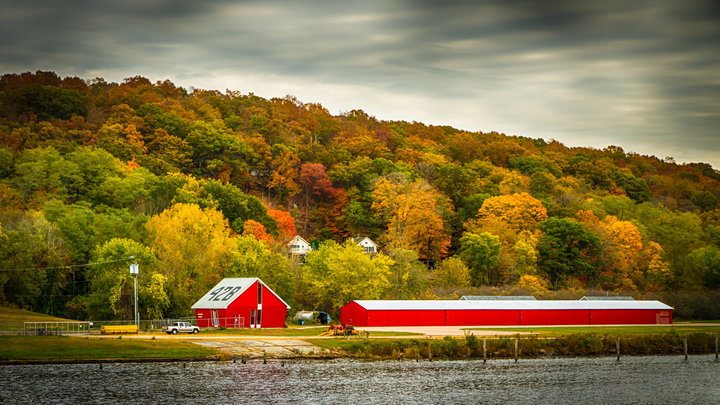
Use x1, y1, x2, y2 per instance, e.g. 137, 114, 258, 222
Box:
340, 300, 672, 327
192, 278, 290, 328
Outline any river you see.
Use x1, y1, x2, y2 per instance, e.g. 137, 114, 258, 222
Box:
1, 355, 718, 404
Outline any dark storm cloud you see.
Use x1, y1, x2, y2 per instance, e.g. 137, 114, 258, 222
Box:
1, 0, 718, 166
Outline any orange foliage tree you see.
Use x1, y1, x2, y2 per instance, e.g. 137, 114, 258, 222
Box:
576, 210, 646, 290
266, 209, 297, 242
371, 177, 452, 263
242, 219, 273, 243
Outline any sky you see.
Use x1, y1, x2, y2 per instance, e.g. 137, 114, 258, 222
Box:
1, 0, 719, 167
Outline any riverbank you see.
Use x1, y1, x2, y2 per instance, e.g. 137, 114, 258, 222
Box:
1, 330, 718, 365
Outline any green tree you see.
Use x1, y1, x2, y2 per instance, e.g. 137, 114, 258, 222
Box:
687, 246, 720, 289
303, 240, 393, 314
2, 84, 86, 120
432, 257, 471, 288
459, 232, 501, 286
185, 121, 257, 181
11, 147, 82, 205
385, 248, 429, 299
0, 147, 14, 178
64, 147, 122, 200
612, 171, 650, 202
227, 235, 298, 307
86, 238, 166, 320
537, 217, 600, 288
43, 200, 148, 263
0, 216, 68, 312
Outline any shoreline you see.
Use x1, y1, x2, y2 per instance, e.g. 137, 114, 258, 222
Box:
2, 330, 718, 365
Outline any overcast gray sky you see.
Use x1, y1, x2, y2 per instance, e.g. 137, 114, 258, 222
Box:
1, 0, 719, 167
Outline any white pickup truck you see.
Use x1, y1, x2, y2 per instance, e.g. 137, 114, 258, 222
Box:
162, 322, 200, 334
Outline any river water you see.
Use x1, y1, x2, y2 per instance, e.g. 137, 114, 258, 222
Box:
1, 355, 718, 404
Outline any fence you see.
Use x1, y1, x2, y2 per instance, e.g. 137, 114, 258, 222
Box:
24, 322, 93, 336
21, 316, 261, 335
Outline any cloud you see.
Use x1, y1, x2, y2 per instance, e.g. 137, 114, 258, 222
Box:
0, 0, 718, 166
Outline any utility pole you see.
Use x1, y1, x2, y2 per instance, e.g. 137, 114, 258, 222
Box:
130, 260, 139, 327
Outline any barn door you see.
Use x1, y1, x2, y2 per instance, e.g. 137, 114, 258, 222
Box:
211, 310, 219, 327
250, 282, 263, 328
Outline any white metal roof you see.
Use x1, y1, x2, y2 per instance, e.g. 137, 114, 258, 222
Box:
351, 300, 672, 311
191, 278, 290, 310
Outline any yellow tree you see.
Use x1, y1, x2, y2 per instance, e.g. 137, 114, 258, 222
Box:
473, 192, 548, 232
639, 241, 672, 291
465, 193, 547, 283
372, 177, 452, 263
576, 211, 645, 290
268, 145, 300, 205
145, 203, 238, 316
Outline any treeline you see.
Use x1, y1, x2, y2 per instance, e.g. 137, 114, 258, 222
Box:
0, 71, 718, 320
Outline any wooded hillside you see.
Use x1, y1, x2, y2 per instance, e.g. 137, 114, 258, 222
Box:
1, 71, 718, 320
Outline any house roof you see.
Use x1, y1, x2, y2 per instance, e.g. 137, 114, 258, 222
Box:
352, 237, 376, 245
191, 277, 290, 310
350, 299, 672, 311
288, 235, 310, 245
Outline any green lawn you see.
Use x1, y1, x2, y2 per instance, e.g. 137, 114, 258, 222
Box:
463, 324, 720, 336
0, 307, 76, 331
0, 336, 216, 362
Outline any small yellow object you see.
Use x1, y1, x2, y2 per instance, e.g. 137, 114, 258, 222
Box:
100, 325, 139, 335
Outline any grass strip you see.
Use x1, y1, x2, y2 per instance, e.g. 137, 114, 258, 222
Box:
0, 336, 216, 362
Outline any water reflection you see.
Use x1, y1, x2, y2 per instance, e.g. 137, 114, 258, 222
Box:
0, 356, 718, 404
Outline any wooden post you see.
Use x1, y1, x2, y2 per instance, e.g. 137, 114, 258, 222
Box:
715, 336, 718, 362
683, 335, 688, 361
263, 350, 268, 364
616, 337, 621, 362
483, 338, 487, 364
428, 343, 433, 362
514, 338, 519, 363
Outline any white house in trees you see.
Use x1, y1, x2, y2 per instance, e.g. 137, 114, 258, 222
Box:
288, 235, 312, 255
353, 237, 378, 254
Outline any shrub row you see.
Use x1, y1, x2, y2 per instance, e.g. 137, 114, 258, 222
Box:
338, 333, 719, 359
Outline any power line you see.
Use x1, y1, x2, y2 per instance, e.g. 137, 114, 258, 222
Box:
0, 256, 135, 272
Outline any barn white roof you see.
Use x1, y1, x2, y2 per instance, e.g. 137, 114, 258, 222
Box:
191, 278, 290, 310
351, 300, 672, 311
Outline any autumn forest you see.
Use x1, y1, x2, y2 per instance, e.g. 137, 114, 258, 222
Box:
0, 71, 718, 321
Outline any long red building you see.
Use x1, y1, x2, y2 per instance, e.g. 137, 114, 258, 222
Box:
340, 299, 673, 327
192, 278, 290, 328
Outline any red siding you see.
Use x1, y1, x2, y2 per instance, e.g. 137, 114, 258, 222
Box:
340, 301, 368, 326
194, 280, 288, 328
446, 310, 520, 326
339, 302, 672, 327
520, 310, 590, 325
260, 284, 288, 328
589, 309, 668, 325
224, 280, 259, 328
366, 310, 446, 326
194, 309, 212, 327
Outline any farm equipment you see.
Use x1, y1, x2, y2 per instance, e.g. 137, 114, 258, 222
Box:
321, 323, 363, 337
